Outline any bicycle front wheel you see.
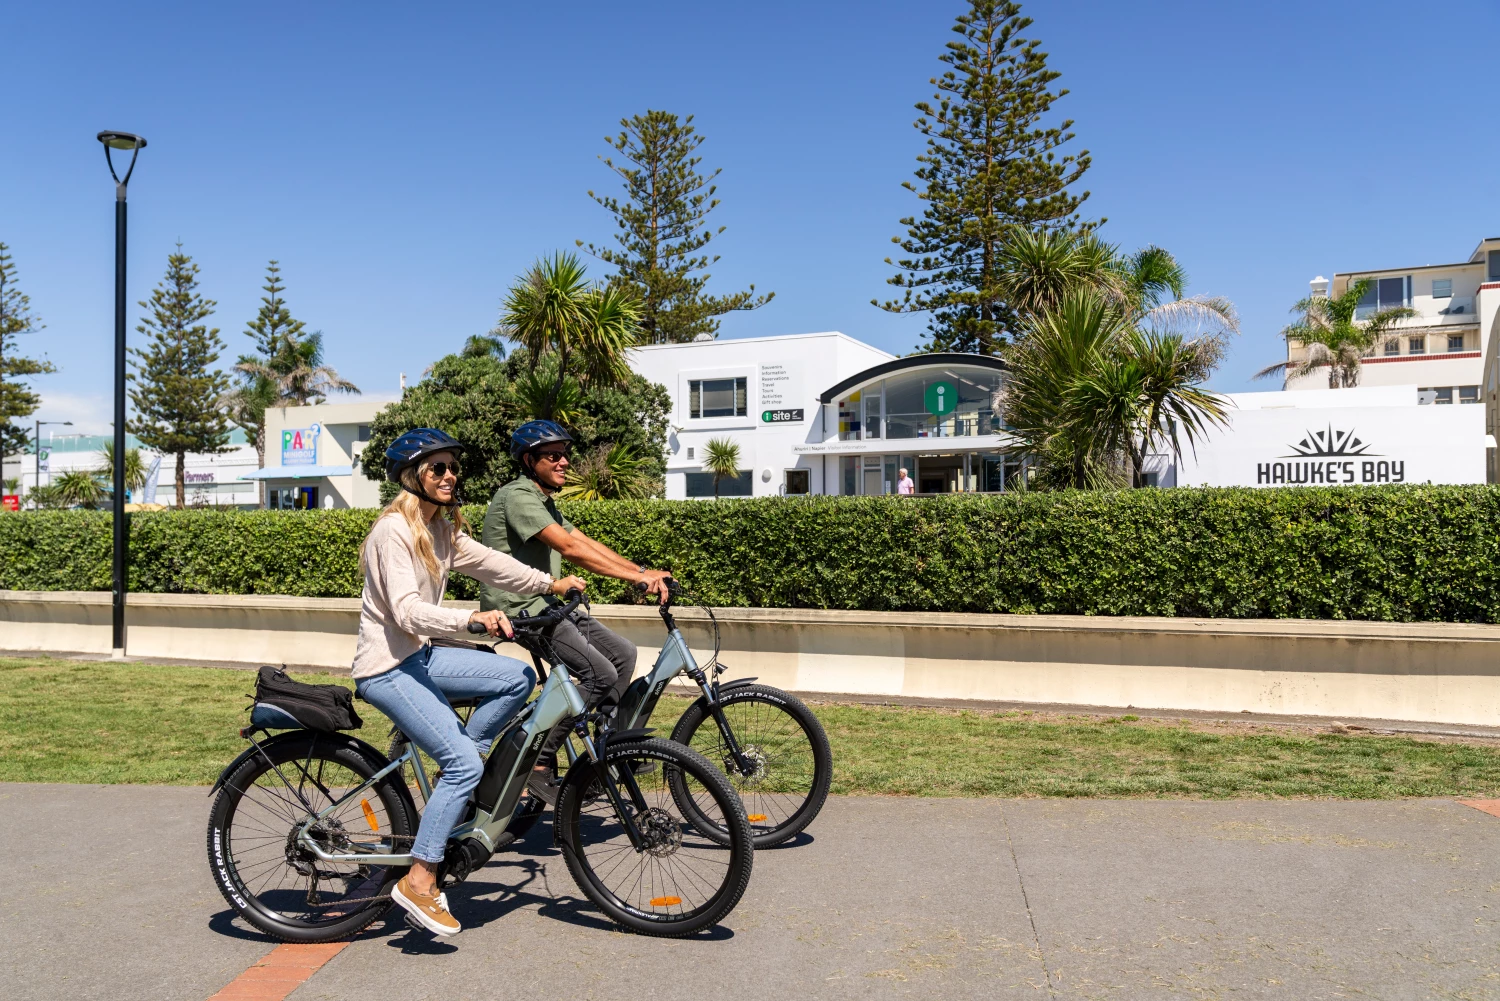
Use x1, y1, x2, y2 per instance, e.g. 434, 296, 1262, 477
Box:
555, 737, 753, 937
669, 685, 832, 848
207, 733, 416, 943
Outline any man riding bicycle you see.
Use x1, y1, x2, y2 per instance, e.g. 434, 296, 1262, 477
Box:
479, 419, 674, 804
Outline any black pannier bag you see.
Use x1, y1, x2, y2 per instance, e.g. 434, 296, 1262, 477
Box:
249, 665, 363, 731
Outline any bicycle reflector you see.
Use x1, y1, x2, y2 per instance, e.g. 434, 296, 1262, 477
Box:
360, 798, 380, 832
747, 814, 768, 822
650, 896, 682, 908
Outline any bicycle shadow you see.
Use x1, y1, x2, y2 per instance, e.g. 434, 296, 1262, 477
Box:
207, 908, 281, 944
386, 816, 735, 945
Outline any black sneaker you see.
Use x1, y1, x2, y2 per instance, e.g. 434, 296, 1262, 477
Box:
525, 770, 560, 807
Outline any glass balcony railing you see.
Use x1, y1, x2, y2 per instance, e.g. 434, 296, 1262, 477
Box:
880, 410, 1005, 440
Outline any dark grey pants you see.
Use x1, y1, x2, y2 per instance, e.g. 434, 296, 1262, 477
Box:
537, 609, 637, 767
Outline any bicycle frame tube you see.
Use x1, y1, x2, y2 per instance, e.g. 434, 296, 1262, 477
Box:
297, 662, 590, 865
616, 627, 699, 730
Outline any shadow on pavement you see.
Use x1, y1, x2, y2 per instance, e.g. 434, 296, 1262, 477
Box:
207, 907, 281, 944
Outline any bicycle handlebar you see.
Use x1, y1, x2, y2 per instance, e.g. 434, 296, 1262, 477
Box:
510, 588, 586, 633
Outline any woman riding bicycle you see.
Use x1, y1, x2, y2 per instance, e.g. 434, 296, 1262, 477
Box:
354, 428, 585, 937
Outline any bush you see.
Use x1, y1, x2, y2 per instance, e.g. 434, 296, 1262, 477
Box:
3, 486, 1500, 621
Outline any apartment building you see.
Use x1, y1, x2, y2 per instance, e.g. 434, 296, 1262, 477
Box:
1287, 237, 1500, 409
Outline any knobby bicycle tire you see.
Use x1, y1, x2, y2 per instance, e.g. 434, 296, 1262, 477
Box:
207, 733, 416, 943
668, 685, 832, 848
555, 737, 753, 937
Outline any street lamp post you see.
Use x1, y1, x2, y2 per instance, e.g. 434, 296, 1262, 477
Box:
33, 420, 73, 506
97, 131, 146, 657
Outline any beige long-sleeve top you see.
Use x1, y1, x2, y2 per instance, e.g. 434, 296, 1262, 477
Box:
352, 512, 554, 680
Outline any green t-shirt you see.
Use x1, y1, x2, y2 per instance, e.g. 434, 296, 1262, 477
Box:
479, 476, 573, 616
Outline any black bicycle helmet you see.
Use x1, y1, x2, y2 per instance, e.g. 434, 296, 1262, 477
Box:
509, 419, 574, 461
384, 428, 467, 482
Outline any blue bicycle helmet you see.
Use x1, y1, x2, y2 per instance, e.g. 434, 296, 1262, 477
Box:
509, 420, 574, 461
384, 428, 467, 482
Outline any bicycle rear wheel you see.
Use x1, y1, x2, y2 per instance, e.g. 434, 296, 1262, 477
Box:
669, 685, 832, 848
555, 737, 753, 937
207, 733, 416, 943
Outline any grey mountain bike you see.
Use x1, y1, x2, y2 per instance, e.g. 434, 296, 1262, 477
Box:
601, 579, 832, 849
207, 591, 754, 943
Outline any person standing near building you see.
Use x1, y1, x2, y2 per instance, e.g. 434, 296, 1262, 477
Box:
479, 420, 674, 803
896, 468, 915, 495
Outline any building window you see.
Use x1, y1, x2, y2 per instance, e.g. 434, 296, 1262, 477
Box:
1434, 387, 1454, 405
1356, 275, 1410, 319
784, 469, 810, 495
1383, 338, 1399, 356
1408, 336, 1425, 355
1490, 250, 1500, 281
1432, 278, 1453, 298
689, 377, 747, 419
357, 425, 371, 441
268, 486, 318, 510
685, 471, 752, 498
1460, 385, 1480, 404
1448, 334, 1466, 353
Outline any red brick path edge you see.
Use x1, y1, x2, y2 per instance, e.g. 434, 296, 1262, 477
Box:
208, 942, 349, 1001
1458, 799, 1500, 819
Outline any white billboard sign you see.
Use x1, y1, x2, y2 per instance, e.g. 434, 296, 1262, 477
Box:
1176, 404, 1486, 488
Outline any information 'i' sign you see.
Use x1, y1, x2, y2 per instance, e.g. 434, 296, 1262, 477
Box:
925, 380, 957, 417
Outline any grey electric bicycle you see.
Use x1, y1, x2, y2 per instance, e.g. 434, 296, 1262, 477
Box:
207, 590, 754, 943
605, 579, 832, 849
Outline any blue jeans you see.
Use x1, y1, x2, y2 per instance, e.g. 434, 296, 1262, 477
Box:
355, 645, 536, 863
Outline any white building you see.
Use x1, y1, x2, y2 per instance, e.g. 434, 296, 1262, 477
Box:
3, 431, 259, 509
631, 332, 1488, 495
1287, 236, 1500, 405
243, 402, 386, 509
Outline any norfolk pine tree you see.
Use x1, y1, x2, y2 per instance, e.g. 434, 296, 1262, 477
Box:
579, 111, 772, 343
0, 243, 56, 457
877, 0, 1095, 355
128, 246, 233, 508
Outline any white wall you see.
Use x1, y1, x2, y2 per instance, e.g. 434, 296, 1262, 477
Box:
1178, 390, 1486, 487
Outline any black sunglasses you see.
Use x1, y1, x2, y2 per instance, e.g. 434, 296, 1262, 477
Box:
533, 449, 571, 463
426, 461, 461, 478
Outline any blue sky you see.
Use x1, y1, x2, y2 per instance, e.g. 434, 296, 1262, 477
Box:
5, 0, 1496, 435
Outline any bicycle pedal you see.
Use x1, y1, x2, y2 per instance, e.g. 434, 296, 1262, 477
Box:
404, 911, 425, 932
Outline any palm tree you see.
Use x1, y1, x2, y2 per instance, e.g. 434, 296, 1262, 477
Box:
235, 330, 358, 408
1003, 290, 1231, 488
702, 437, 741, 499
559, 443, 656, 500
54, 469, 106, 508
1255, 279, 1415, 389
511, 357, 585, 425
94, 441, 149, 497
501, 253, 640, 419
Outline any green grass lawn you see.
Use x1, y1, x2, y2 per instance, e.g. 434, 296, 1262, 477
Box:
3, 655, 1499, 798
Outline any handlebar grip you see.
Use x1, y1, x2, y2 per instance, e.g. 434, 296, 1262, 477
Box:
564, 588, 584, 601
631, 580, 649, 593
466, 620, 489, 634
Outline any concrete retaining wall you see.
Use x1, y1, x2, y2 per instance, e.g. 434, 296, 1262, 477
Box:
3, 589, 1499, 726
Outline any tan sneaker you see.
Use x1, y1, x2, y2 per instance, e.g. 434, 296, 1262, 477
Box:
392, 875, 460, 936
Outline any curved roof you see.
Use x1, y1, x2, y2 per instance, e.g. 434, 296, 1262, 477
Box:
818, 352, 1007, 404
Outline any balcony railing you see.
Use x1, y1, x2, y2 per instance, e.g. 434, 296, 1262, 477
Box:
1355, 296, 1474, 323
840, 410, 1005, 441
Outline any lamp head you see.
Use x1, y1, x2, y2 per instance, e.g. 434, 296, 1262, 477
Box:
96, 132, 147, 151
96, 131, 146, 193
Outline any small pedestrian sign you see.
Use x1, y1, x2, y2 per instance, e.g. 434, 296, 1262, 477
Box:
925, 381, 957, 417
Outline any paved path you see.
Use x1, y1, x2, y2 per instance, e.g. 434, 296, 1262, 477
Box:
3, 785, 1498, 1000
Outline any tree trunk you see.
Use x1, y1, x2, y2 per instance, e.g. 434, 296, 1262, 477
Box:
254, 428, 266, 508
175, 451, 186, 509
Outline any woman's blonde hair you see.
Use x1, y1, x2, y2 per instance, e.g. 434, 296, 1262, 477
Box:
359, 459, 470, 583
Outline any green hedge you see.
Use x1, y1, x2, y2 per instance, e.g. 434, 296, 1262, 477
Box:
4, 486, 1500, 621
